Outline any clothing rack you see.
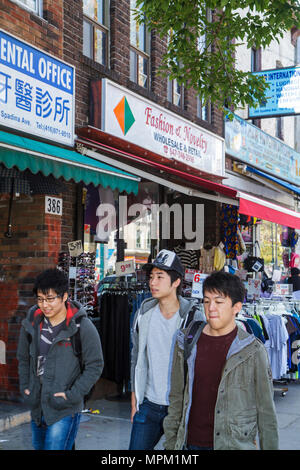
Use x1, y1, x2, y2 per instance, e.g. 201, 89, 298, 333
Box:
97, 280, 151, 397
238, 299, 300, 398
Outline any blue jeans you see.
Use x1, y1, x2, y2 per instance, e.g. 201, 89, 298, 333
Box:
31, 413, 81, 450
129, 398, 168, 450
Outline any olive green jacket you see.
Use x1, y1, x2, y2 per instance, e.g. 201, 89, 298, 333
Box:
163, 323, 279, 450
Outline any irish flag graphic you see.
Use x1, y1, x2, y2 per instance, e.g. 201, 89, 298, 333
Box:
113, 96, 135, 136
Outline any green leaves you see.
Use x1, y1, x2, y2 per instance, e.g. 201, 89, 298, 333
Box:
136, 0, 300, 112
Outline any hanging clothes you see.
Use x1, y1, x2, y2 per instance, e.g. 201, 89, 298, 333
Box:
199, 247, 215, 273
220, 204, 240, 259
99, 292, 131, 385
98, 287, 151, 386
264, 314, 289, 380
173, 246, 199, 269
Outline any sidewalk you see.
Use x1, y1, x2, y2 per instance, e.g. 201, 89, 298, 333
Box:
0, 394, 131, 433
1, 382, 300, 450
0, 400, 31, 433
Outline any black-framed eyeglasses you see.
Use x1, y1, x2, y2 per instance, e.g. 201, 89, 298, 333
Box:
36, 295, 61, 304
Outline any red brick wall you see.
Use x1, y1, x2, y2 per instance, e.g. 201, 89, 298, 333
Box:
0, 0, 63, 56
62, 0, 224, 136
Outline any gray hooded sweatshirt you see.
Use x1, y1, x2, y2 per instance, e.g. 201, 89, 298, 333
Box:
130, 295, 205, 410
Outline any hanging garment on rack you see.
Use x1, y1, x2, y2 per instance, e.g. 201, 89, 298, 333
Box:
99, 291, 131, 385
265, 314, 289, 380
235, 319, 247, 332
283, 313, 300, 374
199, 247, 215, 273
98, 287, 151, 386
173, 246, 199, 269
245, 318, 266, 343
213, 244, 226, 271
220, 204, 239, 259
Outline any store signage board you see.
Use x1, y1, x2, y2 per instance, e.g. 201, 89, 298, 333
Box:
184, 269, 199, 282
68, 240, 83, 257
191, 272, 208, 298
248, 66, 300, 119
247, 279, 261, 301
0, 29, 75, 146
101, 79, 225, 176
274, 284, 292, 296
115, 259, 136, 276
225, 111, 300, 186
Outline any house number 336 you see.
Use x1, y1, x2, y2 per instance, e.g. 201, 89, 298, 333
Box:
45, 196, 63, 216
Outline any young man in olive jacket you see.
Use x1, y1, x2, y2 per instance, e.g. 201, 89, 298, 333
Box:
17, 268, 104, 450
163, 271, 279, 450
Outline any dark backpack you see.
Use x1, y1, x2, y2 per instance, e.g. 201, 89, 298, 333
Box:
71, 316, 95, 406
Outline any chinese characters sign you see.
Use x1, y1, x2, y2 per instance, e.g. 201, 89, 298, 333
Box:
101, 79, 224, 176
0, 30, 74, 145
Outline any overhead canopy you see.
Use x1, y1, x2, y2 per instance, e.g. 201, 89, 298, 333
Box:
246, 165, 300, 196
77, 142, 238, 205
238, 191, 300, 230
0, 130, 139, 195
76, 130, 300, 229
76, 133, 236, 198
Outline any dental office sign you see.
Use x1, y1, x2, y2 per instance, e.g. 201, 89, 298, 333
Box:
101, 79, 224, 176
0, 30, 74, 145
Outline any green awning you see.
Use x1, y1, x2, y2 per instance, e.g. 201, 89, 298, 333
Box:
0, 130, 139, 195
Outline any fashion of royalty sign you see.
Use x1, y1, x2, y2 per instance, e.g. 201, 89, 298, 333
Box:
0, 30, 75, 146
101, 79, 224, 176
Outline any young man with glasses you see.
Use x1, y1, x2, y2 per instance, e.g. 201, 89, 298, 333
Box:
17, 268, 104, 450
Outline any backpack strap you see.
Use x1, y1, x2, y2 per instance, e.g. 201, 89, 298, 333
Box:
71, 316, 96, 405
71, 316, 84, 372
183, 320, 206, 386
183, 320, 205, 361
180, 303, 198, 330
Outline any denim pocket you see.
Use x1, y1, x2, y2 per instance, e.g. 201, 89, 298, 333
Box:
133, 408, 148, 424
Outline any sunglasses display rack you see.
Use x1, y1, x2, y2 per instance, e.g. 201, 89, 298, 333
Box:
57, 251, 97, 315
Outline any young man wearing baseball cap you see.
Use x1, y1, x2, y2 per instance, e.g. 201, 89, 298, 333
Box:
128, 249, 205, 450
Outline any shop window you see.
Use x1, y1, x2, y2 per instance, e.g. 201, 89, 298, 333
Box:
83, 0, 109, 67
130, 0, 150, 89
276, 116, 284, 140
251, 47, 261, 73
11, 0, 42, 15
250, 48, 262, 127
197, 96, 211, 122
166, 29, 184, 108
260, 221, 285, 276
167, 78, 183, 108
